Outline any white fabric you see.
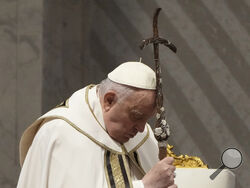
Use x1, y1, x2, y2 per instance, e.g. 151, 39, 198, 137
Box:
17, 85, 236, 188
175, 168, 235, 188
17, 86, 159, 188
108, 62, 156, 90
132, 180, 144, 188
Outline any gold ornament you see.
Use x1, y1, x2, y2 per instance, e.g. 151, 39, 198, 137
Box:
167, 145, 208, 168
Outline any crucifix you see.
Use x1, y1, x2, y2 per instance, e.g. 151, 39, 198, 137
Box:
140, 8, 177, 160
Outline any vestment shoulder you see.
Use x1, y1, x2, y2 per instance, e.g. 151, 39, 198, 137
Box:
35, 118, 97, 150
33, 118, 70, 144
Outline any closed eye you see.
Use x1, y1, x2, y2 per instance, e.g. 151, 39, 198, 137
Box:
130, 110, 144, 121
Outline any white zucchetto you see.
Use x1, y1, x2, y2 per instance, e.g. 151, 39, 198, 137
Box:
108, 62, 156, 90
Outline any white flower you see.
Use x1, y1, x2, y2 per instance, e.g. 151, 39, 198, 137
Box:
156, 113, 161, 119
167, 129, 170, 136
161, 132, 167, 138
161, 119, 167, 125
154, 127, 162, 136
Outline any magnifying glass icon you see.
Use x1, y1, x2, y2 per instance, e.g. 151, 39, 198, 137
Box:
210, 148, 242, 180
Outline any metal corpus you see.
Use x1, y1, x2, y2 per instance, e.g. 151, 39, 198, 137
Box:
140, 8, 177, 160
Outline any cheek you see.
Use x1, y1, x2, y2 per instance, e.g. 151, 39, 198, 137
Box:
108, 118, 128, 133
107, 114, 133, 135
105, 121, 127, 143
109, 109, 129, 127
104, 106, 136, 141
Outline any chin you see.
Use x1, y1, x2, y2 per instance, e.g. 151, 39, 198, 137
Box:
116, 136, 130, 144
122, 137, 130, 143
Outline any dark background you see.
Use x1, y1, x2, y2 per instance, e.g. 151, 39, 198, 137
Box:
0, 0, 249, 187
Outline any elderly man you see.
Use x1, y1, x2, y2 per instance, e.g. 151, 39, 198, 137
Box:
17, 62, 177, 188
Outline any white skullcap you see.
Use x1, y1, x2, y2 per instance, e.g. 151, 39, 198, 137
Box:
108, 61, 156, 90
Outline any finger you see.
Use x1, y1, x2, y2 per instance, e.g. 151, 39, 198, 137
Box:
168, 165, 176, 172
169, 172, 176, 180
171, 172, 176, 182
165, 168, 176, 180
163, 157, 174, 164
163, 165, 176, 177
167, 175, 175, 186
163, 164, 176, 174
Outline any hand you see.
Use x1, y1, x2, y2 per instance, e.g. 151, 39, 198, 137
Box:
142, 157, 177, 188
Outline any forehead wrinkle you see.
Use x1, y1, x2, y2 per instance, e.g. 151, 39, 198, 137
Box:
124, 90, 156, 114
130, 92, 153, 107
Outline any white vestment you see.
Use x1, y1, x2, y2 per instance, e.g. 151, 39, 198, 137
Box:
17, 85, 159, 188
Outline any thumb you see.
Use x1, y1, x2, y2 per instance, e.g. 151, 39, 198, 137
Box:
163, 157, 174, 164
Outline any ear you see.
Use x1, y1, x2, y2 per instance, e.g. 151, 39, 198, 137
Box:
103, 92, 117, 112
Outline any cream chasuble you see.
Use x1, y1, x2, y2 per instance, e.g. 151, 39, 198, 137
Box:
17, 85, 159, 188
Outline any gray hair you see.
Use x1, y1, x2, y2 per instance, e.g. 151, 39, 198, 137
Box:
98, 78, 136, 103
